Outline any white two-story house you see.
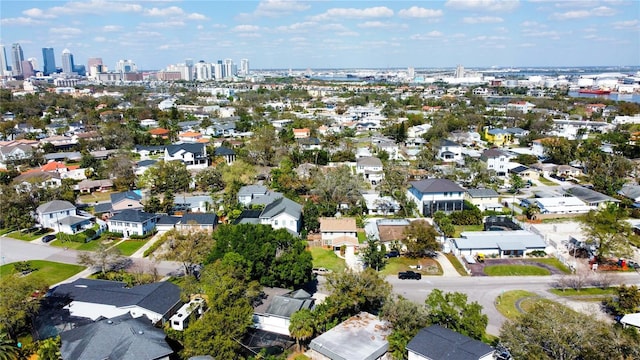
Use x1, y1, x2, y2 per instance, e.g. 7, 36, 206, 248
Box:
356, 156, 384, 185
107, 209, 158, 238
437, 139, 463, 163
480, 148, 511, 177
319, 217, 358, 249
164, 143, 209, 170
259, 197, 302, 236
407, 179, 466, 217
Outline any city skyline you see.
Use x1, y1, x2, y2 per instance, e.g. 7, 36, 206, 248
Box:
1, 0, 639, 71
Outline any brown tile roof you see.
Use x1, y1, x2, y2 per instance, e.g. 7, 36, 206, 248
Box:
377, 225, 408, 243
320, 217, 357, 232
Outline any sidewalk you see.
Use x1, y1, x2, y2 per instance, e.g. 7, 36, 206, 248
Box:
436, 251, 462, 277
130, 231, 165, 259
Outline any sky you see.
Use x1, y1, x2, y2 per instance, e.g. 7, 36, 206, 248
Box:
1, 0, 639, 71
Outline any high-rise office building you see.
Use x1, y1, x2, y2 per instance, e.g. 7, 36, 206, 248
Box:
195, 61, 212, 81
223, 58, 233, 79
61, 48, 75, 74
42, 47, 56, 75
455, 64, 465, 78
214, 60, 223, 79
115, 59, 137, 74
11, 43, 24, 76
240, 59, 249, 76
0, 45, 8, 75
21, 60, 34, 78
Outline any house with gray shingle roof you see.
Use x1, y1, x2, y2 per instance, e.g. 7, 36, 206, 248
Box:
107, 209, 158, 237
407, 325, 494, 360
60, 314, 174, 360
49, 278, 181, 325
466, 188, 502, 212
407, 179, 466, 217
164, 143, 208, 169
253, 288, 314, 336
356, 156, 384, 185
234, 196, 303, 236
35, 200, 93, 234
437, 139, 463, 163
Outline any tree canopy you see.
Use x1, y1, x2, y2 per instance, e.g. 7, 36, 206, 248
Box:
208, 224, 312, 288
581, 203, 634, 259
402, 220, 440, 257
424, 289, 488, 341
500, 302, 640, 360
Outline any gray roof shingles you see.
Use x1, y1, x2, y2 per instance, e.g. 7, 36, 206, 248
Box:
410, 178, 465, 194
36, 200, 76, 214
109, 209, 156, 223
60, 314, 173, 360
406, 325, 494, 360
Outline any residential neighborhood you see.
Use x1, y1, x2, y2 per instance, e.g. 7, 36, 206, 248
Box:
2, 60, 640, 360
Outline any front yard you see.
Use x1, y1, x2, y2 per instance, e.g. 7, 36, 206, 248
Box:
380, 256, 442, 276
0, 260, 85, 287
6, 228, 53, 241
308, 247, 347, 273
114, 239, 148, 256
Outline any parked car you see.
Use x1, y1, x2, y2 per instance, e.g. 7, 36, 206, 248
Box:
398, 271, 422, 280
312, 267, 332, 276
41, 234, 56, 243
384, 251, 400, 258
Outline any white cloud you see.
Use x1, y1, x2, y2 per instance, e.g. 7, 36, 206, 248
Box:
472, 35, 508, 41
49, 26, 83, 35
522, 29, 562, 39
50, 0, 142, 15
319, 23, 350, 32
311, 7, 394, 21
463, 16, 504, 24
145, 6, 184, 17
551, 6, 616, 20
22, 8, 56, 19
0, 17, 44, 26
410, 31, 444, 40
337, 31, 359, 37
93, 36, 107, 42
136, 31, 162, 38
197, 25, 204, 30
275, 21, 316, 33
187, 13, 208, 20
613, 19, 639, 29
398, 6, 443, 18
357, 21, 399, 29
102, 25, 122, 32
232, 25, 261, 32
255, 0, 310, 17
237, 33, 262, 38
521, 21, 543, 27
138, 21, 185, 29
518, 43, 536, 48
445, 0, 519, 12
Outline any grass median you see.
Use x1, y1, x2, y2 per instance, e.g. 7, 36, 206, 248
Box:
484, 264, 551, 276
0, 260, 85, 287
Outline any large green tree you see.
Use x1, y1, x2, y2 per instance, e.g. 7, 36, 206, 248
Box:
424, 289, 488, 341
311, 165, 364, 210
381, 296, 429, 360
581, 203, 633, 259
159, 229, 214, 277
289, 309, 315, 352
361, 236, 387, 271
137, 160, 191, 194
182, 254, 258, 359
402, 220, 440, 257
500, 302, 640, 360
208, 224, 312, 288
0, 275, 47, 340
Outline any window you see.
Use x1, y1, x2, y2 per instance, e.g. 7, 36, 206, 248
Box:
49, 214, 54, 219
274, 220, 278, 226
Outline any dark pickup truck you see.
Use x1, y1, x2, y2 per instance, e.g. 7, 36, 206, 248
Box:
398, 271, 422, 280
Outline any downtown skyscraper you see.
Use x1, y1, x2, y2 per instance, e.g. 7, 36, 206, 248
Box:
42, 47, 56, 75
11, 43, 24, 77
0, 45, 8, 75
61, 48, 74, 74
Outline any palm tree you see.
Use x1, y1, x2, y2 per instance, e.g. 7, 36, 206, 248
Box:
525, 203, 541, 220
0, 331, 18, 360
289, 309, 315, 352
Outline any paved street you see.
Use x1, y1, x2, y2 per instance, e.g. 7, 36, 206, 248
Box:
386, 271, 640, 335
0, 236, 183, 277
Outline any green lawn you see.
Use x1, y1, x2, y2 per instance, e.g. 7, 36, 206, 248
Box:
308, 247, 346, 273
78, 191, 114, 204
484, 265, 551, 276
538, 177, 557, 186
453, 224, 484, 237
445, 253, 469, 276
6, 228, 53, 241
380, 257, 442, 276
0, 228, 15, 236
495, 290, 537, 320
115, 239, 148, 256
549, 287, 617, 296
357, 231, 367, 244
532, 258, 572, 274
49, 238, 104, 251
0, 260, 85, 287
